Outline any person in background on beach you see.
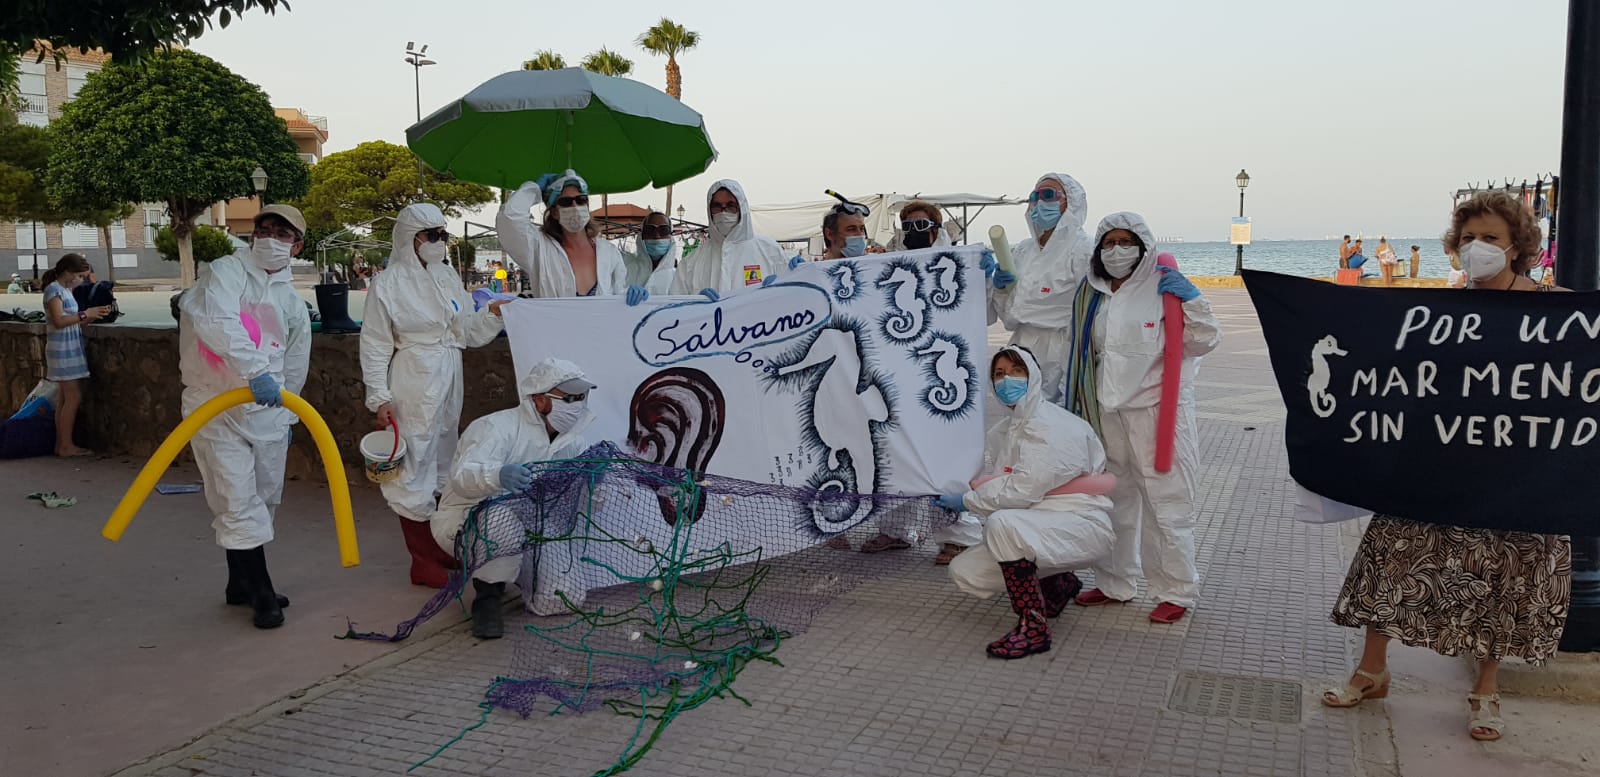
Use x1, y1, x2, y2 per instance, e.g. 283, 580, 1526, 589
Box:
1323, 191, 1569, 743
1347, 239, 1367, 271
1409, 245, 1421, 279
1338, 235, 1352, 270
1375, 237, 1398, 285
669, 179, 787, 298
989, 173, 1094, 406
8, 272, 25, 294
1065, 212, 1222, 625
41, 253, 111, 457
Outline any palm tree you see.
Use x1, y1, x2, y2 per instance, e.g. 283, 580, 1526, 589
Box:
636, 18, 700, 219
521, 50, 566, 71
580, 47, 633, 77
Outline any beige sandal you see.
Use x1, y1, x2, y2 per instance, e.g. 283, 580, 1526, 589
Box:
1321, 668, 1390, 708
1467, 693, 1503, 741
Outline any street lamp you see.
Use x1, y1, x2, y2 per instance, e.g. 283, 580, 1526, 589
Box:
251, 165, 269, 206
404, 42, 437, 199
676, 204, 686, 227
1234, 169, 1250, 276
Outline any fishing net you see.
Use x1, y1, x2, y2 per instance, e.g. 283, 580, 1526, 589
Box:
347, 441, 953, 775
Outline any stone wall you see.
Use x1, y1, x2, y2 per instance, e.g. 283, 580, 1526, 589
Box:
0, 323, 519, 483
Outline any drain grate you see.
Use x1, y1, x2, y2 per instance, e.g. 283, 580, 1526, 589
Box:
1167, 671, 1302, 724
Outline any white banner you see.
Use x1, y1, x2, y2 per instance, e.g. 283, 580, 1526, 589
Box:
502, 247, 989, 499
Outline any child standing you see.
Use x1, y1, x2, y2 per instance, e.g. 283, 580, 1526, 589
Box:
41, 253, 112, 457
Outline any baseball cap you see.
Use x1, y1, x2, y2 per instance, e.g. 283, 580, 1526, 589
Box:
254, 204, 307, 237
555, 376, 597, 395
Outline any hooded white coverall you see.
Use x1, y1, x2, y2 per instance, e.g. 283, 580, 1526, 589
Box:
988, 173, 1094, 405
361, 204, 505, 522
497, 178, 629, 298
1081, 212, 1222, 609
622, 239, 679, 295
432, 359, 594, 608
179, 254, 311, 549
949, 347, 1115, 597
669, 179, 786, 296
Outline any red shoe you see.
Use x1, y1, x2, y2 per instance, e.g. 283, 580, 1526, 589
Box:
398, 515, 453, 589
1150, 602, 1188, 623
1074, 588, 1120, 607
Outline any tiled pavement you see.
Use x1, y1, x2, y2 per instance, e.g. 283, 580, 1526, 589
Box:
123, 290, 1372, 777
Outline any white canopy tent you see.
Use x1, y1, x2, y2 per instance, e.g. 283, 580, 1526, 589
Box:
748, 192, 1024, 256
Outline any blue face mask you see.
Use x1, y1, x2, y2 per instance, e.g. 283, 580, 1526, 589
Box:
842, 235, 868, 258
994, 376, 1029, 406
1029, 201, 1063, 235
643, 239, 672, 260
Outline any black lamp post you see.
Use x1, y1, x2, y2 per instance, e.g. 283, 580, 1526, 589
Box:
404, 42, 436, 199
1234, 169, 1250, 276
251, 165, 269, 206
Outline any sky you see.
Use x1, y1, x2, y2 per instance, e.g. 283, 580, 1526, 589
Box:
190, 0, 1570, 242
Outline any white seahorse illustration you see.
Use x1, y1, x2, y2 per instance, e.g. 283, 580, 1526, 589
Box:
1308, 334, 1348, 418
876, 266, 925, 339
916, 338, 969, 413
776, 328, 888, 532
927, 254, 959, 306
830, 264, 857, 299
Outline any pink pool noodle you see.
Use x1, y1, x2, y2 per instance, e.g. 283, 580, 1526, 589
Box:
199, 311, 261, 369
969, 471, 1117, 497
1155, 253, 1183, 473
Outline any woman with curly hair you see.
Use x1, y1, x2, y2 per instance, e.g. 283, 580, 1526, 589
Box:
1322, 191, 1571, 742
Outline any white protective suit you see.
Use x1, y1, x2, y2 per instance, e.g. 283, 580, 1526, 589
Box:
179, 254, 311, 549
669, 179, 786, 296
431, 359, 593, 605
1082, 212, 1222, 609
949, 347, 1115, 598
361, 204, 505, 522
989, 173, 1095, 405
622, 239, 679, 295
497, 177, 629, 298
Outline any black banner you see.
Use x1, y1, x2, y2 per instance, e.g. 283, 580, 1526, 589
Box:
1243, 270, 1600, 536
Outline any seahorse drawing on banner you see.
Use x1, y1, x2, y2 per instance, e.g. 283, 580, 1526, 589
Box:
1308, 334, 1347, 418
926, 251, 965, 309
876, 260, 927, 344
912, 331, 976, 418
626, 367, 727, 525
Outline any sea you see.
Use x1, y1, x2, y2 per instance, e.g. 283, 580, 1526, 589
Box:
1150, 238, 1452, 279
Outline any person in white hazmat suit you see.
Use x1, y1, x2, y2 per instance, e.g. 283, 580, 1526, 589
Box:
497, 170, 643, 302
621, 210, 679, 295
361, 203, 511, 588
669, 179, 790, 298
988, 173, 1095, 405
430, 357, 595, 639
942, 345, 1115, 659
179, 204, 312, 630
1066, 212, 1222, 624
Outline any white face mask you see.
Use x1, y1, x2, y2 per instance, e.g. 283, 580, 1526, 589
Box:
1461, 240, 1509, 284
559, 206, 590, 233
544, 398, 586, 433
1101, 245, 1142, 278
710, 211, 739, 239
417, 241, 448, 264
250, 237, 294, 272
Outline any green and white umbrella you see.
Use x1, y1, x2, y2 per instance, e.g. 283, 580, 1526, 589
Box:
406, 68, 717, 192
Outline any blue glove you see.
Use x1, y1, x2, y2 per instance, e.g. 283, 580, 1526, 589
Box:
535, 172, 559, 193
248, 373, 282, 407
762, 274, 778, 287
979, 250, 998, 279
1157, 266, 1201, 302
992, 269, 1017, 290
789, 255, 806, 271
499, 463, 534, 493
935, 493, 967, 512
626, 285, 649, 306
698, 288, 720, 302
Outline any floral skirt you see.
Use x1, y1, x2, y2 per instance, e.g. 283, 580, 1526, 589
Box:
1331, 516, 1571, 664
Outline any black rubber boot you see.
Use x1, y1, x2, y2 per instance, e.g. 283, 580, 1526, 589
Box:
314, 283, 361, 333
471, 579, 506, 640
230, 547, 285, 629
225, 550, 289, 608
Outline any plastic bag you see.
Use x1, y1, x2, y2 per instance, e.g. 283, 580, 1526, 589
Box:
1294, 484, 1370, 524
9, 379, 57, 421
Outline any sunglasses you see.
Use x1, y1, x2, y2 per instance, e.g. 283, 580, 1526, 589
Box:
1028, 188, 1066, 204
418, 227, 449, 243
555, 195, 590, 208
707, 202, 741, 215
901, 218, 939, 233
545, 391, 588, 403
641, 224, 673, 238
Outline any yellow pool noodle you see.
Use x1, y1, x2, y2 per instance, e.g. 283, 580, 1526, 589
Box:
101, 388, 361, 568
988, 225, 1015, 274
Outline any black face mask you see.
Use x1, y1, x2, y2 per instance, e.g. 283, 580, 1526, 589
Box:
903, 230, 934, 250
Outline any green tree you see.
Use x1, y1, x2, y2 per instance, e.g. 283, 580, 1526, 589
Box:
154, 223, 234, 263
292, 140, 493, 243
0, 106, 132, 279
521, 50, 566, 71
46, 49, 308, 287
636, 18, 700, 219
2, 1, 290, 64
580, 47, 633, 77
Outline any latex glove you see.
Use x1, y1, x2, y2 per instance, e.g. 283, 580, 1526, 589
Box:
535, 172, 559, 196
699, 288, 720, 302
248, 373, 282, 408
979, 250, 998, 279
1157, 266, 1201, 302
499, 463, 534, 493
935, 493, 967, 513
788, 255, 806, 271
626, 285, 649, 306
992, 269, 1017, 290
